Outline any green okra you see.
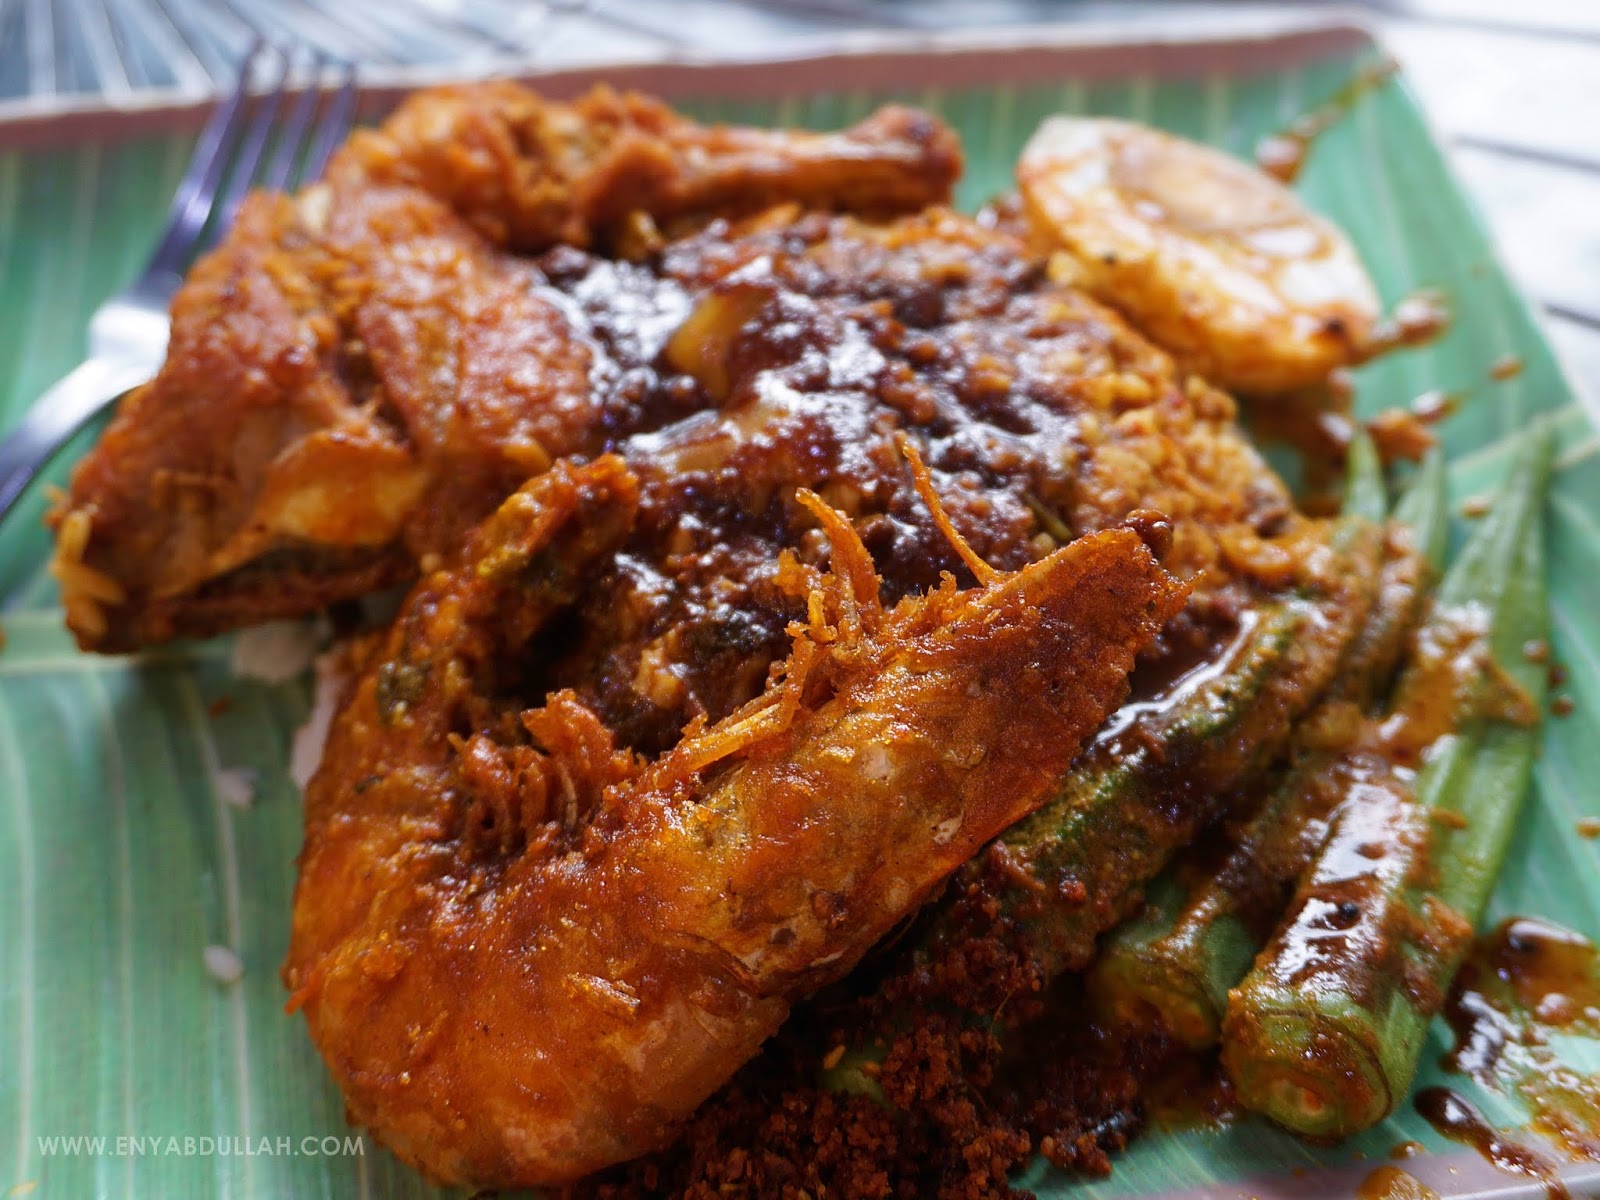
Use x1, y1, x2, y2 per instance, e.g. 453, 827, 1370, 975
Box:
938, 451, 1389, 984
1088, 431, 1434, 1047
1222, 423, 1554, 1138
825, 438, 1391, 1095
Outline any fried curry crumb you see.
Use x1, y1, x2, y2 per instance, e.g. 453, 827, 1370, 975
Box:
581, 924, 1175, 1200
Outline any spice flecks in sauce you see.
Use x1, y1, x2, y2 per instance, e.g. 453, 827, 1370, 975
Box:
1415, 1086, 1572, 1199
1490, 355, 1525, 381
1253, 57, 1400, 185
1440, 918, 1600, 1167
1357, 291, 1452, 364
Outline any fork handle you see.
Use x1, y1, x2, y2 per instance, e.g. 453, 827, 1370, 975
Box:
0, 357, 156, 523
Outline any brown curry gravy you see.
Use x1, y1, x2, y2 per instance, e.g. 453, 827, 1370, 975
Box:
1424, 917, 1600, 1195
1415, 1087, 1571, 1199
1254, 57, 1401, 185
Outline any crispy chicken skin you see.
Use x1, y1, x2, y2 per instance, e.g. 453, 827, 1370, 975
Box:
361, 81, 964, 250
50, 85, 961, 650
284, 453, 1187, 1187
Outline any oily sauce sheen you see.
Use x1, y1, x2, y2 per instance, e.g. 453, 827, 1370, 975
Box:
1423, 918, 1600, 1197
1254, 57, 1401, 184
1414, 1087, 1571, 1200
512, 210, 1309, 756
1439, 918, 1600, 1162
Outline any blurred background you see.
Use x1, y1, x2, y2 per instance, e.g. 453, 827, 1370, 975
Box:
0, 0, 1595, 397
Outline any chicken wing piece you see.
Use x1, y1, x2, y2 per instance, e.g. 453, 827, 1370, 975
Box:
49, 84, 960, 651
52, 181, 590, 648
284, 453, 1187, 1188
357, 82, 964, 251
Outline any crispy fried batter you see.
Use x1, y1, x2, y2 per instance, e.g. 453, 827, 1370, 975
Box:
51, 85, 961, 651
284, 454, 1186, 1187
358, 83, 963, 251
582, 997, 1172, 1200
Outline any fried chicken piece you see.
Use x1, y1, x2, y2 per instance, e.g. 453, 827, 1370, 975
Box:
358, 82, 963, 251
50, 85, 960, 651
284, 454, 1187, 1188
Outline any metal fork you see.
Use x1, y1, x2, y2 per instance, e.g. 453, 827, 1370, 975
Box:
0, 42, 358, 522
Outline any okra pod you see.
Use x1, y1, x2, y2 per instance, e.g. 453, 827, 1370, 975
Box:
1089, 433, 1436, 1047
938, 501, 1386, 985
1222, 423, 1554, 1137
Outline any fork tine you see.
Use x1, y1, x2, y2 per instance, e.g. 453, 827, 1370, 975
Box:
141, 37, 269, 282
262, 49, 328, 193
300, 60, 359, 185
216, 45, 294, 228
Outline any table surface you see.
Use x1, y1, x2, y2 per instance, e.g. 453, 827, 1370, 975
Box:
1, 0, 1596, 402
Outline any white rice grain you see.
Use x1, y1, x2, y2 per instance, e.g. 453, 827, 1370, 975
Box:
231, 617, 327, 684
203, 944, 245, 985
214, 766, 257, 810
290, 647, 353, 792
